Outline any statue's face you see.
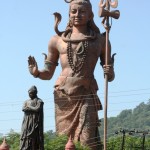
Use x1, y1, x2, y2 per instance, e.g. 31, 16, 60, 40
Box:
69, 3, 91, 26
28, 91, 37, 99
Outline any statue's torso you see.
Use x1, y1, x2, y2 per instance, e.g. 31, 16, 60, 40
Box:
56, 33, 105, 77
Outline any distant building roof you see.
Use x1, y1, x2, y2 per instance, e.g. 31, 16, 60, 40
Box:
65, 136, 75, 150
0, 138, 9, 150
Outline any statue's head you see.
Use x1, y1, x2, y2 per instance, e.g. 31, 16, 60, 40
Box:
28, 85, 37, 99
69, 0, 93, 26
66, 0, 100, 33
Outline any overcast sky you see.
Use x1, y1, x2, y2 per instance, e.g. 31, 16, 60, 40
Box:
0, 0, 150, 135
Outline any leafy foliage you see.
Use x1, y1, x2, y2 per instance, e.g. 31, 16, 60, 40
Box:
107, 135, 150, 150
44, 132, 90, 150
0, 129, 20, 150
99, 100, 150, 137
0, 130, 89, 150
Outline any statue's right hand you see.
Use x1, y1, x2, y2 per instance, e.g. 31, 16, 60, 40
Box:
28, 56, 39, 77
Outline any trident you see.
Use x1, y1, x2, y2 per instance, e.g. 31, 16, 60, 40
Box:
99, 0, 120, 150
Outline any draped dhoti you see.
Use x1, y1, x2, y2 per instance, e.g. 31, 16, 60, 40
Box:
54, 76, 102, 149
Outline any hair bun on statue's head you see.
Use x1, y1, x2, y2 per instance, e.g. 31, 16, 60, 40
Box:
64, 0, 90, 3
67, 0, 92, 9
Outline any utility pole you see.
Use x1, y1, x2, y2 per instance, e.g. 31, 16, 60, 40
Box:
136, 130, 149, 150
99, 1, 120, 149
120, 129, 126, 150
116, 129, 135, 150
116, 129, 127, 150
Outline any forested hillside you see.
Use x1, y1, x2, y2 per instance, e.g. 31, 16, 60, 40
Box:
99, 100, 150, 137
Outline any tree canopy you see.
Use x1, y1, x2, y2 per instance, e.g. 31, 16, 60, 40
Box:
99, 100, 150, 137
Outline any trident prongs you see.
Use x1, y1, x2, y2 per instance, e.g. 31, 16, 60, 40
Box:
108, 0, 118, 8
99, 0, 106, 8
99, 0, 120, 20
100, 0, 118, 8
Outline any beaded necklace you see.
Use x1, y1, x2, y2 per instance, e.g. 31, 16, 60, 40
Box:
62, 29, 96, 74
67, 41, 88, 74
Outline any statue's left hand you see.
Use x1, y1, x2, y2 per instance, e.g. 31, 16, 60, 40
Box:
28, 56, 39, 77
103, 64, 115, 82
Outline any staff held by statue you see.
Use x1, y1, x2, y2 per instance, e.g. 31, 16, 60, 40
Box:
99, 0, 120, 150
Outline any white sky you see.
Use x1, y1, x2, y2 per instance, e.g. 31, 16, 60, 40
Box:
0, 0, 150, 135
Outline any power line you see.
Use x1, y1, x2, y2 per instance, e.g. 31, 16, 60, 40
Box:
0, 92, 150, 107
99, 88, 150, 94
0, 87, 150, 105
0, 98, 149, 114
0, 99, 149, 120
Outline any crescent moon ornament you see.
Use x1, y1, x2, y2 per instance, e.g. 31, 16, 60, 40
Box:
108, 0, 118, 8
99, 0, 106, 8
64, 0, 73, 3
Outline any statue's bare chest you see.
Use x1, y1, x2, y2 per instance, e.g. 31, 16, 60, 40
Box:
58, 39, 102, 57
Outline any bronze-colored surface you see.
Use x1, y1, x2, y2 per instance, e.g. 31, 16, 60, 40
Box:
20, 86, 44, 150
28, 0, 115, 149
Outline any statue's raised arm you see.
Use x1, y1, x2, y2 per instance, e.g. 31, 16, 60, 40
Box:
28, 56, 39, 77
28, 35, 59, 80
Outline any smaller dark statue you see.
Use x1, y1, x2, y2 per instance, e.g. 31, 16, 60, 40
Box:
20, 86, 44, 150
